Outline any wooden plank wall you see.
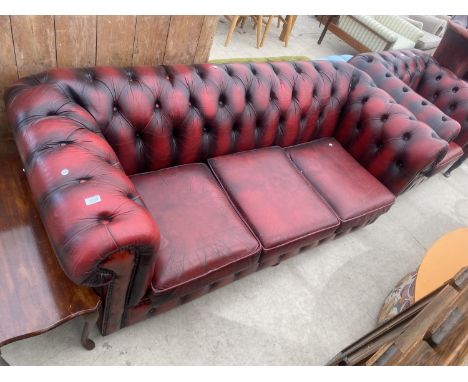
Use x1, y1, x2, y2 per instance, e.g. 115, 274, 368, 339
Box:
0, 15, 220, 151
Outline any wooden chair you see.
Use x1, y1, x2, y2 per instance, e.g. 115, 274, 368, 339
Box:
224, 15, 263, 48
260, 16, 298, 48
278, 16, 298, 47
224, 15, 297, 48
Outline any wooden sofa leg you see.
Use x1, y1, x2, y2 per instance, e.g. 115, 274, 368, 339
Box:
443, 152, 467, 177
81, 310, 99, 350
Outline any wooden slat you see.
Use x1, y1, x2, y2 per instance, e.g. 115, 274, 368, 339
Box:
10, 16, 57, 78
132, 16, 171, 66
96, 16, 136, 66
327, 23, 370, 53
163, 16, 205, 64
55, 16, 97, 68
0, 16, 18, 113
193, 16, 220, 64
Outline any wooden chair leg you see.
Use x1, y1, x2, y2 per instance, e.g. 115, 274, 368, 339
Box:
240, 16, 246, 29
256, 15, 263, 48
224, 16, 240, 47
284, 15, 297, 47
260, 16, 274, 47
318, 16, 333, 45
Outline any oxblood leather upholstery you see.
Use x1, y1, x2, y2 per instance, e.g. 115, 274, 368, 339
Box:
287, 138, 395, 232
433, 20, 468, 81
209, 147, 340, 262
5, 59, 449, 334
131, 163, 260, 299
349, 49, 468, 174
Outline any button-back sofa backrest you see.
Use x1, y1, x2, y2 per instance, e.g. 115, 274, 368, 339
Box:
6, 59, 449, 199
349, 49, 467, 147
6, 61, 388, 175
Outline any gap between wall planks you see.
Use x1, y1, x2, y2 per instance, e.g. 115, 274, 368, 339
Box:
0, 15, 220, 148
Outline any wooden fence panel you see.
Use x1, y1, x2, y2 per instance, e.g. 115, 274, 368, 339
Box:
96, 16, 137, 66
163, 16, 206, 64
133, 16, 171, 66
194, 16, 220, 64
0, 16, 18, 113
10, 15, 56, 78
55, 16, 97, 68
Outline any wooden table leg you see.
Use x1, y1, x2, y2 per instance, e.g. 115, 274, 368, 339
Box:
81, 310, 99, 350
0, 348, 9, 366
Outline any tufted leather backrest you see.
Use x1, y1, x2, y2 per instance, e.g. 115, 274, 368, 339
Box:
349, 49, 464, 145
354, 50, 429, 90
6, 61, 376, 175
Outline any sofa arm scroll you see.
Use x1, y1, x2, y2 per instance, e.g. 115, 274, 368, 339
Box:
8, 113, 160, 308
336, 84, 448, 195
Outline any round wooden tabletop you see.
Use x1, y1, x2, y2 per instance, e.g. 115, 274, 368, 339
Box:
415, 228, 468, 301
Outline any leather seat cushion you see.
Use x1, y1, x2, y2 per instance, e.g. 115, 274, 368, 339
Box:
287, 138, 396, 232
208, 147, 340, 259
131, 163, 261, 297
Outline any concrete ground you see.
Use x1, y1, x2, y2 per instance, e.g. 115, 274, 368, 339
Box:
2, 16, 467, 366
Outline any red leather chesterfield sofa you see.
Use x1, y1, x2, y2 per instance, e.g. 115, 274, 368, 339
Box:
5, 60, 448, 335
349, 49, 468, 177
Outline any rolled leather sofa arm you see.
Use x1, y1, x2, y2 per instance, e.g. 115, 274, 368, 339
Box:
336, 79, 448, 195
5, 82, 160, 310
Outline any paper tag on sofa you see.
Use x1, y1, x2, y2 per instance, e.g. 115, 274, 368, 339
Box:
84, 194, 102, 206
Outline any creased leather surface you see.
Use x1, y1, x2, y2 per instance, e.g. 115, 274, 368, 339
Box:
287, 138, 395, 231
131, 163, 260, 298
209, 147, 340, 258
